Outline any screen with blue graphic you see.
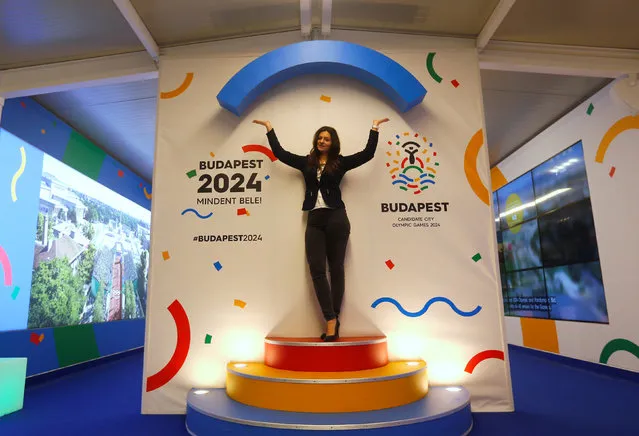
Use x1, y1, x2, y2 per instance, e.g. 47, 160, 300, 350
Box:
496, 141, 608, 324
0, 128, 150, 333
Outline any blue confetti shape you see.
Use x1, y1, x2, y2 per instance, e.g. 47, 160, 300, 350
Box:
213, 261, 223, 271
265, 175, 270, 180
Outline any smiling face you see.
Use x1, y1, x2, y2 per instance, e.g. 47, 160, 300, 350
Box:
316, 130, 333, 154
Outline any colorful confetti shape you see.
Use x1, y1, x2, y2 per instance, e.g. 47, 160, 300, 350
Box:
464, 349, 505, 374
139, 183, 143, 188
234, 299, 247, 309
20, 101, 26, 108
145, 300, 191, 392
29, 332, 42, 345
41, 129, 46, 134
117, 170, 124, 177
186, 169, 197, 179
162, 251, 171, 261
209, 152, 215, 158
385, 259, 395, 270
587, 103, 595, 115
265, 175, 270, 180
609, 166, 616, 178
320, 95, 331, 103
11, 286, 19, 300
237, 208, 250, 216
204, 334, 213, 344
213, 261, 222, 271
451, 79, 460, 88
160, 73, 194, 100
472, 253, 482, 262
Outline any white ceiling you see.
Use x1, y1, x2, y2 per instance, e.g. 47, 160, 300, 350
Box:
1, 0, 635, 182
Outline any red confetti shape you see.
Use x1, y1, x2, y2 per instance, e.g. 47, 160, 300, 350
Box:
237, 208, 250, 216
609, 166, 616, 178
20, 101, 26, 108
30, 332, 42, 345
464, 349, 505, 374
145, 300, 191, 392
451, 79, 460, 88
139, 183, 143, 188
117, 170, 124, 177
385, 259, 395, 270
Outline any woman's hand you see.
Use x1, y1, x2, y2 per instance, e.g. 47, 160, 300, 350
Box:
372, 118, 390, 130
252, 120, 272, 132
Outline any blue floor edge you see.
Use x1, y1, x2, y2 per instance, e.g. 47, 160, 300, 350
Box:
507, 344, 639, 384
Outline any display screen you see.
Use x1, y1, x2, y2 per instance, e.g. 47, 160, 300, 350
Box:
544, 262, 608, 323
538, 198, 599, 268
496, 140, 608, 324
0, 128, 150, 332
504, 269, 549, 319
532, 141, 590, 215
497, 172, 536, 230
501, 219, 542, 272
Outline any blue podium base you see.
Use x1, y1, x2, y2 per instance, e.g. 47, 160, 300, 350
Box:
186, 386, 472, 435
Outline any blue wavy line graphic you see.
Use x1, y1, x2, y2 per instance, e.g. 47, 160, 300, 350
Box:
398, 174, 413, 182
371, 296, 482, 317
181, 208, 213, 219
392, 180, 408, 185
420, 179, 435, 185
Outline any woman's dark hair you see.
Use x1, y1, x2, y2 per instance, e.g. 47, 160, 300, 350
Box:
308, 126, 341, 173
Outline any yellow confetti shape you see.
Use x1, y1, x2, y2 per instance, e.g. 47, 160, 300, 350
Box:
320, 95, 331, 103
403, 132, 410, 136
386, 151, 392, 156
210, 152, 216, 158
234, 299, 247, 309
41, 129, 46, 134
39, 333, 45, 342
423, 137, 428, 142
162, 251, 170, 261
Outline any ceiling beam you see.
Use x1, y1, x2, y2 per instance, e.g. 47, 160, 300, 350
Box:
0, 52, 158, 99
300, 0, 312, 38
321, 0, 333, 37
112, 0, 160, 65
477, 0, 516, 51
479, 41, 639, 78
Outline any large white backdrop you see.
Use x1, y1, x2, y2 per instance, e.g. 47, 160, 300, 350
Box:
143, 31, 513, 414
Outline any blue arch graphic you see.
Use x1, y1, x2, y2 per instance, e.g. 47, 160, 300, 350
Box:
216, 40, 427, 116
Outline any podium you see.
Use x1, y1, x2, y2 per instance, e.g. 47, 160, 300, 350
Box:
186, 336, 472, 434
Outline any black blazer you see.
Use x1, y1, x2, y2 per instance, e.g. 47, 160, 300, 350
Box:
266, 129, 379, 211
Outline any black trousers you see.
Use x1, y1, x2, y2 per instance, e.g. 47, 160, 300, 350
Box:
305, 207, 351, 321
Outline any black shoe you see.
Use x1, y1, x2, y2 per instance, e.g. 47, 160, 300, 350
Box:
323, 319, 340, 342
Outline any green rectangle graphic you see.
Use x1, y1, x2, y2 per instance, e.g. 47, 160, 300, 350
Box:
53, 325, 100, 368
62, 131, 106, 180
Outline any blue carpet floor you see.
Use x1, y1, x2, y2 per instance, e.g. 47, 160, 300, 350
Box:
1, 345, 638, 435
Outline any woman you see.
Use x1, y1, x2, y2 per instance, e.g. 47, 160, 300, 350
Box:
253, 118, 390, 341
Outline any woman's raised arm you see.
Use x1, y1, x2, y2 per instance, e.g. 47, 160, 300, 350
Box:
253, 120, 306, 170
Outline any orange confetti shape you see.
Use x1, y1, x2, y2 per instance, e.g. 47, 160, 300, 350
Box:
234, 299, 247, 309
162, 251, 170, 261
320, 95, 331, 103
210, 152, 216, 158
41, 129, 46, 134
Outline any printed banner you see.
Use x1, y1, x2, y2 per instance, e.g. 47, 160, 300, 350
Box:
143, 35, 513, 413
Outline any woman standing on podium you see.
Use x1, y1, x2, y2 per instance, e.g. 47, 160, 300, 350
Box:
253, 118, 389, 342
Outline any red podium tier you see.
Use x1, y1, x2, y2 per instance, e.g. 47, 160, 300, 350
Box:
264, 336, 388, 372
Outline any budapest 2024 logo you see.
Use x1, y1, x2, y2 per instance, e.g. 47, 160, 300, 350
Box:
385, 132, 439, 194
